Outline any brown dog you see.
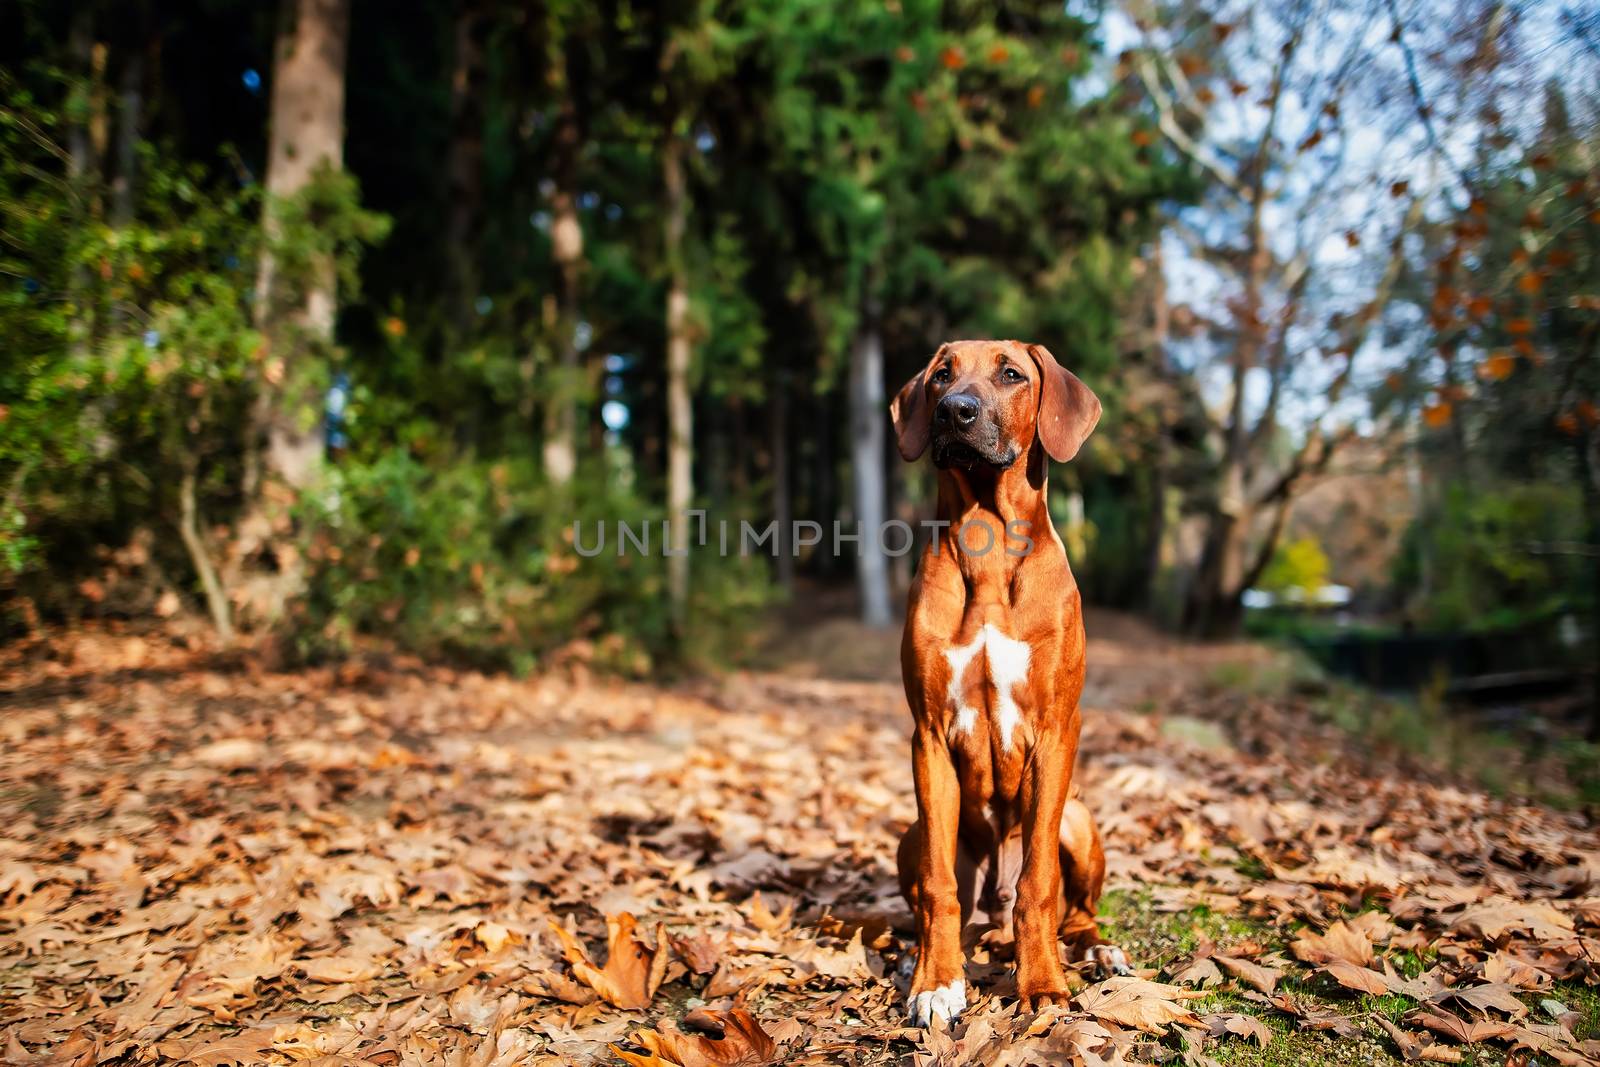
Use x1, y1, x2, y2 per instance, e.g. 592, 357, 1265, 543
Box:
891, 339, 1128, 1027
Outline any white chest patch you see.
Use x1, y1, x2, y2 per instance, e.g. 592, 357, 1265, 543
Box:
942, 624, 1031, 748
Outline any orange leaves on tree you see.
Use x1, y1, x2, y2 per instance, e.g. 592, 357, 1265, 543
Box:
895, 45, 914, 62
1506, 317, 1534, 335
1477, 352, 1515, 382
1027, 84, 1046, 108
1131, 128, 1155, 148
548, 912, 670, 1010
1578, 400, 1600, 428
987, 44, 1009, 64
939, 46, 965, 70
612, 1009, 777, 1067
1390, 180, 1410, 198
1516, 272, 1543, 295
1423, 401, 1453, 429
1344, 230, 1360, 248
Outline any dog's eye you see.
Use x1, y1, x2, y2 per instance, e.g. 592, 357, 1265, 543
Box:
1001, 366, 1025, 383
931, 366, 951, 385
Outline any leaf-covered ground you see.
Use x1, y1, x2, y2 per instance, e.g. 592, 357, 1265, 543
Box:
1, 612, 1597, 1066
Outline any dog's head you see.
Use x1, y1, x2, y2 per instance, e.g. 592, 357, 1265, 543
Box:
891, 340, 1100, 470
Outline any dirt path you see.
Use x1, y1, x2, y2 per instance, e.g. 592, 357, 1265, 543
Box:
0, 614, 1596, 1065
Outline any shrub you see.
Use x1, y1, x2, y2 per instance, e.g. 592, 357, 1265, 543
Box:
294, 451, 775, 674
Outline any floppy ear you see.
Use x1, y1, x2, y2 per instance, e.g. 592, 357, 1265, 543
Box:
891, 345, 945, 462
1026, 343, 1101, 463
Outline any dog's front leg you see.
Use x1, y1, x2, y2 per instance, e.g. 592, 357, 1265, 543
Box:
1015, 732, 1072, 1011
906, 728, 966, 1027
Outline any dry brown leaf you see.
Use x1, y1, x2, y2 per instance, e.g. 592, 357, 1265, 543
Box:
297, 955, 381, 983
1291, 920, 1373, 967
548, 913, 670, 1010
1408, 1007, 1516, 1044
1482, 951, 1550, 991
1434, 982, 1529, 1019
1205, 1012, 1272, 1047
1216, 954, 1283, 994
475, 919, 513, 953
1074, 977, 1205, 1034
612, 1009, 776, 1067
1319, 958, 1390, 995
1450, 902, 1574, 942
670, 931, 722, 975
1377, 1017, 1463, 1063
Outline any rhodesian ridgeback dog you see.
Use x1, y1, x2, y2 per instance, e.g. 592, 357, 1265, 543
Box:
891, 339, 1128, 1027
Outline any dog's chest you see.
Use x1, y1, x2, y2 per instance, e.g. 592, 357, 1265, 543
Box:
942, 622, 1033, 750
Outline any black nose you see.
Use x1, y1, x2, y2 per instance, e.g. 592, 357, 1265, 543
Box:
935, 393, 980, 429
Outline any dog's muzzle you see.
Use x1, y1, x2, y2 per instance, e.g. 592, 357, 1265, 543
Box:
932, 394, 1017, 469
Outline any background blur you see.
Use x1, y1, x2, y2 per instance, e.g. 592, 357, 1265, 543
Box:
2, 0, 1598, 728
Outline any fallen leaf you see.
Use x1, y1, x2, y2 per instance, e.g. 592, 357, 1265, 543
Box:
1074, 977, 1205, 1034
1216, 954, 1283, 994
613, 1009, 776, 1067
1408, 1007, 1516, 1044
548, 913, 670, 1010
1319, 959, 1390, 995
1205, 1012, 1272, 1047
1292, 920, 1373, 967
1450, 902, 1573, 942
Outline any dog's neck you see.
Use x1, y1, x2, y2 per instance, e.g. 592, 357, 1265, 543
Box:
932, 439, 1056, 565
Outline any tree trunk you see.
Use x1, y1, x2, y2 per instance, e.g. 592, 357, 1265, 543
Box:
663, 131, 693, 630
1577, 429, 1600, 740
445, 0, 485, 339
235, 0, 350, 620
109, 43, 144, 227
770, 379, 794, 591
65, 9, 96, 360
253, 0, 348, 492
1142, 431, 1168, 612
849, 315, 892, 626
541, 30, 584, 487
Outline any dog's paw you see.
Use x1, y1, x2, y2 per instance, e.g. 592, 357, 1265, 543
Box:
1018, 987, 1072, 1013
1083, 943, 1132, 977
906, 979, 966, 1027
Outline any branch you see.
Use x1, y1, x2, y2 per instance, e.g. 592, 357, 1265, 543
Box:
1134, 52, 1252, 204
1248, 255, 1313, 451
177, 464, 235, 644
1384, 0, 1474, 205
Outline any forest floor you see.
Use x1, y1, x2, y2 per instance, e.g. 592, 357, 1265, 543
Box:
1, 607, 1598, 1066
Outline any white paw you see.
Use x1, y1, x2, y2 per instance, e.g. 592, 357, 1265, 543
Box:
1084, 944, 1132, 977
906, 979, 966, 1027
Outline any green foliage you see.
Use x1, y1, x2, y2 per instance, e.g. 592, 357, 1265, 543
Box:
1, 81, 262, 589
1259, 537, 1331, 598
295, 452, 774, 674
1393, 482, 1587, 631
